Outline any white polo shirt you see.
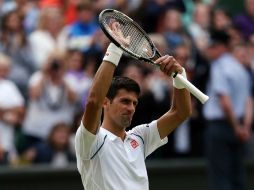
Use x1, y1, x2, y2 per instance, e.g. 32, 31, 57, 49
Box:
75, 120, 168, 190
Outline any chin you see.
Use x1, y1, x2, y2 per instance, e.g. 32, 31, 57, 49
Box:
121, 120, 132, 129
119, 115, 130, 125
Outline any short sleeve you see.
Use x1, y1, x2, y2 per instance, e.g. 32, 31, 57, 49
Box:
210, 63, 230, 95
128, 120, 168, 158
75, 123, 105, 160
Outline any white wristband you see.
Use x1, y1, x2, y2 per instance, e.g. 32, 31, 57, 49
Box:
173, 68, 187, 89
103, 43, 123, 66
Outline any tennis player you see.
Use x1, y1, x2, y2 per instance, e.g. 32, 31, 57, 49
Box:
75, 25, 192, 190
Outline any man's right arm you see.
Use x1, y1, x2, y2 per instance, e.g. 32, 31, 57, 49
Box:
82, 43, 123, 134
82, 61, 115, 134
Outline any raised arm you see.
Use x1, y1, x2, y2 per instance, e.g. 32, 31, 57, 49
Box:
82, 59, 116, 134
155, 55, 192, 139
82, 22, 125, 134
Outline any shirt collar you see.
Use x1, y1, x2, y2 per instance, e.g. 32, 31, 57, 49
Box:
100, 127, 133, 141
100, 127, 118, 141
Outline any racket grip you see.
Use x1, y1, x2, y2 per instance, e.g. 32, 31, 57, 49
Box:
175, 74, 209, 104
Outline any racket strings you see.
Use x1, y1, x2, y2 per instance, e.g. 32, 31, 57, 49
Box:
122, 23, 152, 58
102, 12, 154, 59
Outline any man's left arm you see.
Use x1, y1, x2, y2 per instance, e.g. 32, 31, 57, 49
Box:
155, 55, 192, 139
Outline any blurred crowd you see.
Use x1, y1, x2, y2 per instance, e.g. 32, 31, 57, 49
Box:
0, 0, 254, 168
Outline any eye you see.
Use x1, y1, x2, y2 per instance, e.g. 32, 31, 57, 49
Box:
120, 98, 138, 107
121, 99, 130, 105
133, 101, 138, 107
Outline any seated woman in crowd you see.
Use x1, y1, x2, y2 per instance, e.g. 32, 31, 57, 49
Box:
22, 122, 75, 167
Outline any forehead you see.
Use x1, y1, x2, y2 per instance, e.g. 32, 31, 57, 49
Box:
114, 89, 139, 100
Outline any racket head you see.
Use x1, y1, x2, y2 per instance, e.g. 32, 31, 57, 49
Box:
99, 9, 160, 63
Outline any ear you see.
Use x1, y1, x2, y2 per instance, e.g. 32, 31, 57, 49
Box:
102, 97, 110, 108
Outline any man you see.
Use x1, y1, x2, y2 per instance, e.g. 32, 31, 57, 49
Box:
203, 30, 252, 190
75, 23, 192, 190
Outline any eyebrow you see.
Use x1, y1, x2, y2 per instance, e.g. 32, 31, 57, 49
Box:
120, 97, 138, 104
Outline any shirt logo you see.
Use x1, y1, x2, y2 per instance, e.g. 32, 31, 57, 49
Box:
130, 139, 139, 149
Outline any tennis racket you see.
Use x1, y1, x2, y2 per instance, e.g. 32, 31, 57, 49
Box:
99, 9, 209, 104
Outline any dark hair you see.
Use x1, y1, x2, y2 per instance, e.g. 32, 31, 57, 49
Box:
106, 76, 140, 100
213, 6, 232, 18
50, 59, 61, 71
209, 29, 231, 47
0, 9, 26, 46
48, 122, 70, 148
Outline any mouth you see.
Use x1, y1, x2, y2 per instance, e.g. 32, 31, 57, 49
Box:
121, 114, 132, 127
122, 112, 133, 118
122, 114, 132, 120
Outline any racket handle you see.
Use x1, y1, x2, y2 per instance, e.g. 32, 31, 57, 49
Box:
175, 74, 209, 104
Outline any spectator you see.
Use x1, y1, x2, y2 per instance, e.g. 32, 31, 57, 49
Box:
65, 49, 99, 130
211, 7, 232, 31
188, 3, 211, 52
210, 7, 244, 47
23, 0, 40, 34
22, 51, 77, 148
233, 0, 254, 40
0, 53, 25, 165
0, 9, 36, 99
0, 0, 40, 33
60, 1, 100, 53
233, 42, 254, 159
39, 0, 80, 24
141, 0, 186, 33
203, 30, 252, 190
158, 7, 192, 54
65, 49, 93, 108
173, 43, 195, 80
29, 7, 64, 69
22, 122, 75, 167
224, 24, 244, 48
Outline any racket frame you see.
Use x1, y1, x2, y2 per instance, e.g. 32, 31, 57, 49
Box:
99, 9, 160, 65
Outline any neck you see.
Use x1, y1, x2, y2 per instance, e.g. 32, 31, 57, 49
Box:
101, 121, 126, 141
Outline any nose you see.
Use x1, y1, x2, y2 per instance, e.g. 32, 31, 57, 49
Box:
127, 103, 136, 113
